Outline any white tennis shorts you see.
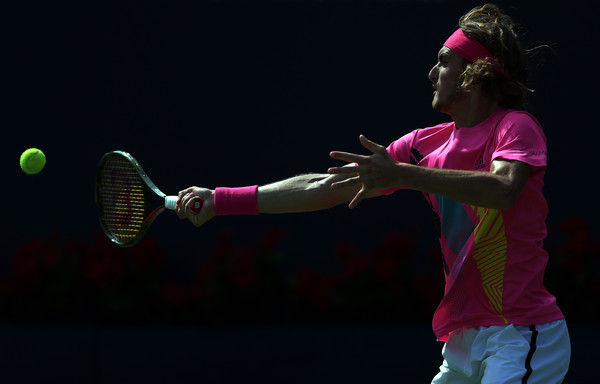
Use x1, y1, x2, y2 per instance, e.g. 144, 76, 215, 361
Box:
431, 320, 570, 384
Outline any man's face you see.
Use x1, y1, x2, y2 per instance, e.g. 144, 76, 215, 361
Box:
428, 47, 467, 114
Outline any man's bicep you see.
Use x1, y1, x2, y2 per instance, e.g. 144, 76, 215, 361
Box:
490, 159, 531, 193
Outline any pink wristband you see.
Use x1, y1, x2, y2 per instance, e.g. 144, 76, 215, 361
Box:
214, 185, 259, 215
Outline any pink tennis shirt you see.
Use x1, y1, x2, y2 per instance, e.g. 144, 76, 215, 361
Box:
382, 106, 564, 341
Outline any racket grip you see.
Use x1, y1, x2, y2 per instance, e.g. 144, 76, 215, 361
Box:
165, 196, 178, 210
164, 195, 203, 213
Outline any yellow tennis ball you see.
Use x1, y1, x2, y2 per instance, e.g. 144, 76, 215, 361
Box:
20, 148, 46, 175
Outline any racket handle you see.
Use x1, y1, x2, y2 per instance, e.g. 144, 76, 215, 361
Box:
164, 195, 203, 213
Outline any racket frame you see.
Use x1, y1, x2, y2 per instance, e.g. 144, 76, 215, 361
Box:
95, 150, 169, 247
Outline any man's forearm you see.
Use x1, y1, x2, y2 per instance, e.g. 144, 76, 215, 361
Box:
396, 160, 529, 210
258, 173, 360, 213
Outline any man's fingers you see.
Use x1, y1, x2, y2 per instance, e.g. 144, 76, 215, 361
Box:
331, 176, 361, 190
359, 134, 385, 154
327, 165, 360, 174
329, 151, 368, 164
348, 187, 367, 209
328, 135, 387, 210
359, 135, 376, 152
176, 191, 198, 217
330, 137, 386, 166
178, 187, 196, 198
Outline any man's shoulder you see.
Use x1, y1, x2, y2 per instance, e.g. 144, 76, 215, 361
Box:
424, 121, 455, 130
497, 108, 543, 135
413, 121, 455, 140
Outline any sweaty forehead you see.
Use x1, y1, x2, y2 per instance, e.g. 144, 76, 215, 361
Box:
438, 46, 456, 58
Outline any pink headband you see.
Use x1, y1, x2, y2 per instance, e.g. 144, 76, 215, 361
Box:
443, 29, 510, 79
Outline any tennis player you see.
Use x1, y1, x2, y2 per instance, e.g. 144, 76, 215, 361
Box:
176, 4, 569, 383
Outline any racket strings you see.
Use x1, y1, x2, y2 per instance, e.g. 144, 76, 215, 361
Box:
98, 156, 149, 244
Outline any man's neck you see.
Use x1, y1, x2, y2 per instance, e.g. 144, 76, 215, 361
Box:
450, 92, 500, 129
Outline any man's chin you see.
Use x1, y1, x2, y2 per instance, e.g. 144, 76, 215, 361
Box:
431, 101, 449, 114
432, 95, 459, 115
431, 95, 445, 112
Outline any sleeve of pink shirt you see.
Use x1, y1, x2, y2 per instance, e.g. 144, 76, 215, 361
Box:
492, 111, 547, 168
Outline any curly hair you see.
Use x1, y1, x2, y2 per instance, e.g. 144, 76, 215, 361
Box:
457, 4, 532, 110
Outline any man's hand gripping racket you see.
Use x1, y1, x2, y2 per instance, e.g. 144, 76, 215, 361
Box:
95, 150, 203, 247
176, 186, 216, 227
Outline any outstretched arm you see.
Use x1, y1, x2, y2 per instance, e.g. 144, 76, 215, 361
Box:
175, 169, 382, 227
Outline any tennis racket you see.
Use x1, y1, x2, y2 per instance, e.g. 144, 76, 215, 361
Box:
95, 150, 202, 247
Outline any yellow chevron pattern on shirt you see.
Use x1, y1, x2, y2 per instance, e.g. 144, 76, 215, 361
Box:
472, 206, 508, 323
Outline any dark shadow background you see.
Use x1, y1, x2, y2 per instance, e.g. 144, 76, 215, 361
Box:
2, 0, 598, 382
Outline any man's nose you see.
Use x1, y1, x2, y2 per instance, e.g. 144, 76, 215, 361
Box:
428, 65, 438, 83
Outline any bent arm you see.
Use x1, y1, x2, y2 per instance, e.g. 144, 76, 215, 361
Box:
394, 159, 531, 210
329, 135, 531, 210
